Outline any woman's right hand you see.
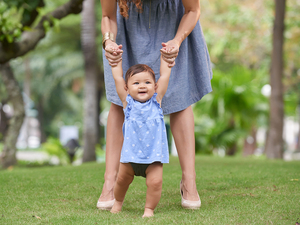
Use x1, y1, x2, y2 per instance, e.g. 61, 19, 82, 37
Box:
160, 40, 180, 68
105, 40, 123, 67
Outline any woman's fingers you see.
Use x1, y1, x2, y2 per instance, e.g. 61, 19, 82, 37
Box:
106, 43, 123, 53
161, 51, 178, 59
106, 50, 121, 61
160, 41, 179, 64
105, 42, 123, 66
161, 42, 167, 48
105, 51, 122, 60
112, 50, 123, 56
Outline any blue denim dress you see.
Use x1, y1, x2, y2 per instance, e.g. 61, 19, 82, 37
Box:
103, 0, 213, 114
120, 94, 169, 164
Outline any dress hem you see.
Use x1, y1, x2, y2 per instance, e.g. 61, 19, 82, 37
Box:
120, 160, 169, 164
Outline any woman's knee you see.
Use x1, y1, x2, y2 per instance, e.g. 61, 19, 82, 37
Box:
170, 105, 193, 118
170, 106, 194, 126
104, 171, 118, 182
109, 103, 124, 117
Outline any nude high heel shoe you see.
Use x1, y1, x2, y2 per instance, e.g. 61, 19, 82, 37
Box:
180, 180, 201, 209
97, 198, 115, 210
97, 184, 115, 210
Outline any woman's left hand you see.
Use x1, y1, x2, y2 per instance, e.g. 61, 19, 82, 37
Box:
160, 40, 180, 67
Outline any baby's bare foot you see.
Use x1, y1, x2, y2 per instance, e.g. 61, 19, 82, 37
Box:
142, 208, 154, 218
110, 200, 123, 214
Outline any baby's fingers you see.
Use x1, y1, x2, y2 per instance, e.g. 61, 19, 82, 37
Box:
168, 61, 175, 68
162, 55, 176, 64
108, 57, 122, 67
106, 51, 122, 59
107, 56, 122, 63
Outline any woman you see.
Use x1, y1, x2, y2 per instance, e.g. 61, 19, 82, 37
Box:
97, 0, 212, 210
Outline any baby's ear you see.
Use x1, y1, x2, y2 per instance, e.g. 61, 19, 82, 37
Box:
124, 84, 128, 93
155, 83, 158, 91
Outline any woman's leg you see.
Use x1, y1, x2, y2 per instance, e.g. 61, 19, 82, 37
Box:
143, 163, 163, 217
98, 103, 124, 202
170, 106, 200, 202
111, 163, 135, 213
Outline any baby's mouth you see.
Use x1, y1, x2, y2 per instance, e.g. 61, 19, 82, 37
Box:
138, 91, 147, 94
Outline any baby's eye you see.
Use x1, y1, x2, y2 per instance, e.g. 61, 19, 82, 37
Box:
146, 81, 151, 84
133, 82, 139, 85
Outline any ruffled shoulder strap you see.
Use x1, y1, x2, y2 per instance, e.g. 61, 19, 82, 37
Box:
126, 94, 133, 105
151, 93, 161, 109
123, 94, 133, 117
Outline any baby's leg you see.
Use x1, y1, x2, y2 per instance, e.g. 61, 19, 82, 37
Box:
143, 162, 163, 218
111, 163, 135, 213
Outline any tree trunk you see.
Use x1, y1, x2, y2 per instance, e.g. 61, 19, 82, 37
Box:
97, 71, 104, 142
81, 0, 99, 162
0, 63, 25, 168
243, 127, 257, 156
297, 104, 300, 152
0, 100, 9, 141
265, 0, 286, 159
24, 58, 31, 98
226, 117, 236, 156
37, 98, 47, 143
227, 143, 237, 156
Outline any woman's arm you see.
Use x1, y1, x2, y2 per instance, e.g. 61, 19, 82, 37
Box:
100, 0, 123, 66
161, 0, 201, 66
173, 0, 201, 47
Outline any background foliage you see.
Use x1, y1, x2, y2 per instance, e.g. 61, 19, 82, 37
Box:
0, 0, 300, 157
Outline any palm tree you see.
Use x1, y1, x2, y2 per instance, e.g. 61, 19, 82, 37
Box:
194, 66, 268, 155
81, 0, 99, 162
265, 0, 286, 159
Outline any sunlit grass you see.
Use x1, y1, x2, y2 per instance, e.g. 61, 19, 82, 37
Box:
0, 156, 299, 224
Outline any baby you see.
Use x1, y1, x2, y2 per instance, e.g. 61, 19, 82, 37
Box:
109, 47, 172, 217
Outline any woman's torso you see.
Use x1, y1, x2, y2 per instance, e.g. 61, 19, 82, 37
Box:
103, 0, 213, 114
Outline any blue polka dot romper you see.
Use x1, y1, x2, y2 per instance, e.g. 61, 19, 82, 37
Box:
120, 93, 169, 164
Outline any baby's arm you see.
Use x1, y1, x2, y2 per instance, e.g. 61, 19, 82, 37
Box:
156, 48, 172, 103
111, 55, 127, 108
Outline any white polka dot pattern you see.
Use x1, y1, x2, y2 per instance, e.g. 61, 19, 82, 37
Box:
120, 94, 169, 164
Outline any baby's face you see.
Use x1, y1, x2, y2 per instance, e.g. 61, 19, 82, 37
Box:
126, 71, 156, 103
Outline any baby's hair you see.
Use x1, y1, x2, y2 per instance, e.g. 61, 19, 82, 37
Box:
125, 64, 155, 84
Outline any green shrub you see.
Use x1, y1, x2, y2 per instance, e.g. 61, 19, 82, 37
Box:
41, 137, 69, 165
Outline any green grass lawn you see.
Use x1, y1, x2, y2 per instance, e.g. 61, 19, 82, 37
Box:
1, 156, 299, 224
